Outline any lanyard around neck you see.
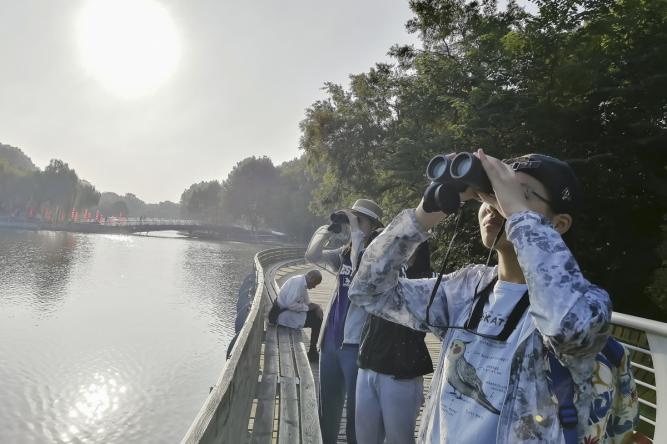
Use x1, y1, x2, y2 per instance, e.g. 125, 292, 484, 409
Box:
463, 277, 530, 342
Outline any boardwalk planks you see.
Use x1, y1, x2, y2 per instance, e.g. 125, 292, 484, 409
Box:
250, 325, 278, 444
293, 330, 322, 444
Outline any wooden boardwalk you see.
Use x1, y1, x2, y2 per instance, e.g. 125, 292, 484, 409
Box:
270, 262, 443, 442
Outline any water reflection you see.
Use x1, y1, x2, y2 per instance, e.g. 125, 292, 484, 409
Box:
181, 241, 259, 335
0, 230, 260, 443
60, 371, 127, 443
71, 372, 124, 421
0, 229, 92, 314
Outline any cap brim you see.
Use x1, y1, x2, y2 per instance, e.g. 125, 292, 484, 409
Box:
351, 209, 382, 225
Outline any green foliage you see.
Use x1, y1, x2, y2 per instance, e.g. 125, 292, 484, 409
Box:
0, 143, 179, 220
0, 143, 38, 172
98, 192, 180, 218
0, 151, 104, 219
109, 200, 129, 217
180, 180, 223, 222
222, 156, 281, 231
75, 181, 101, 209
40, 159, 78, 210
177, 155, 324, 240
271, 157, 325, 242
299, 0, 667, 320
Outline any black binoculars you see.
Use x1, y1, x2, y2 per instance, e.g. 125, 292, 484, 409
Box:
422, 152, 492, 214
327, 211, 349, 233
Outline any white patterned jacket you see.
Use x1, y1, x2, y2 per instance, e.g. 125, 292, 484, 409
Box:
348, 209, 628, 443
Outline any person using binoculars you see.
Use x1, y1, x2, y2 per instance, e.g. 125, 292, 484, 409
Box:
348, 150, 637, 443
305, 198, 384, 444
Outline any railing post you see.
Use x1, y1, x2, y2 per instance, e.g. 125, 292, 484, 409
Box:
647, 333, 667, 439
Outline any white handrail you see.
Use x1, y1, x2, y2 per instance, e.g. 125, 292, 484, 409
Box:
612, 312, 667, 337
611, 312, 666, 442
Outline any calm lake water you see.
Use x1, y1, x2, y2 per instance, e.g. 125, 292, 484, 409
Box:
0, 228, 261, 443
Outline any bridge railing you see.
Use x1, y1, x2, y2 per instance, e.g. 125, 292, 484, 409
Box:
102, 218, 204, 226
610, 312, 667, 441
0, 215, 206, 227
181, 247, 305, 444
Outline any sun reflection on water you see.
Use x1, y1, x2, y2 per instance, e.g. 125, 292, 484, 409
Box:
60, 371, 128, 442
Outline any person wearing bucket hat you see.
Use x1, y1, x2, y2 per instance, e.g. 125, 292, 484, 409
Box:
348, 150, 637, 444
305, 198, 383, 444
350, 198, 383, 224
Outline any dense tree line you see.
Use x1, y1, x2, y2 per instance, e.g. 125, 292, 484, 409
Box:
0, 144, 102, 220
96, 192, 181, 219
299, 0, 667, 320
0, 143, 181, 220
180, 156, 323, 242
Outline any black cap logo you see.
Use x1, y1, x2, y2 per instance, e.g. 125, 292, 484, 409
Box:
561, 187, 572, 202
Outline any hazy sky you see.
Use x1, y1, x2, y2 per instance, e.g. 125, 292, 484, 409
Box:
0, 0, 422, 203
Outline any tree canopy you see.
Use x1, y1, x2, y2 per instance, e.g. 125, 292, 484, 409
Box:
179, 180, 224, 222
0, 151, 102, 220
299, 0, 667, 320
179, 156, 324, 241
0, 144, 180, 220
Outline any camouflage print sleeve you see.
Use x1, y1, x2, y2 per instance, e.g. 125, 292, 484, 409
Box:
349, 209, 478, 334
305, 225, 343, 271
506, 211, 612, 363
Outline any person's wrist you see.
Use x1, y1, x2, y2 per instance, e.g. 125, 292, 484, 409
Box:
415, 200, 446, 231
503, 202, 530, 218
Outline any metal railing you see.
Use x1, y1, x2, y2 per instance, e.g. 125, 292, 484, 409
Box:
97, 217, 203, 226
610, 313, 667, 442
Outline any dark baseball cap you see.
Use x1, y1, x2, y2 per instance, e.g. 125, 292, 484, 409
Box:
504, 154, 582, 216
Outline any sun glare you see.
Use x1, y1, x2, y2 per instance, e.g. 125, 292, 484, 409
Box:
76, 0, 181, 98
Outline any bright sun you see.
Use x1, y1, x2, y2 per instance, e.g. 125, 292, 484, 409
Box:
76, 0, 181, 98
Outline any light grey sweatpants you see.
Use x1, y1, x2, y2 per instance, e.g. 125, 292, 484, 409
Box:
355, 368, 424, 444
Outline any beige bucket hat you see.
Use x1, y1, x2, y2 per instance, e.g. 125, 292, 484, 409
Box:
350, 199, 383, 226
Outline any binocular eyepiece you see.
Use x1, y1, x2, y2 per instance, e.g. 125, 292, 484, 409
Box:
427, 153, 492, 193
327, 211, 349, 233
423, 152, 492, 214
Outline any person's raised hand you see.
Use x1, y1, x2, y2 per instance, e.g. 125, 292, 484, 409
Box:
415, 198, 447, 231
341, 209, 360, 232
476, 149, 529, 218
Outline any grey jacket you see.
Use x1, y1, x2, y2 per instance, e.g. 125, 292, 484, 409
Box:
305, 225, 369, 348
349, 209, 613, 443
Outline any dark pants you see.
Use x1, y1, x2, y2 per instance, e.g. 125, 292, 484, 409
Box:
319, 339, 359, 444
304, 303, 323, 353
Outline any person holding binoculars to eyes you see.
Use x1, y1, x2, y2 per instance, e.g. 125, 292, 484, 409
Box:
348, 150, 637, 444
305, 199, 384, 444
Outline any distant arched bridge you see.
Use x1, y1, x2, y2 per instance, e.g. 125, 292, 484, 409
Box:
0, 217, 287, 242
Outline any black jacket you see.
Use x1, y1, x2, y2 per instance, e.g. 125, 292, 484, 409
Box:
357, 315, 433, 379
356, 240, 433, 379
